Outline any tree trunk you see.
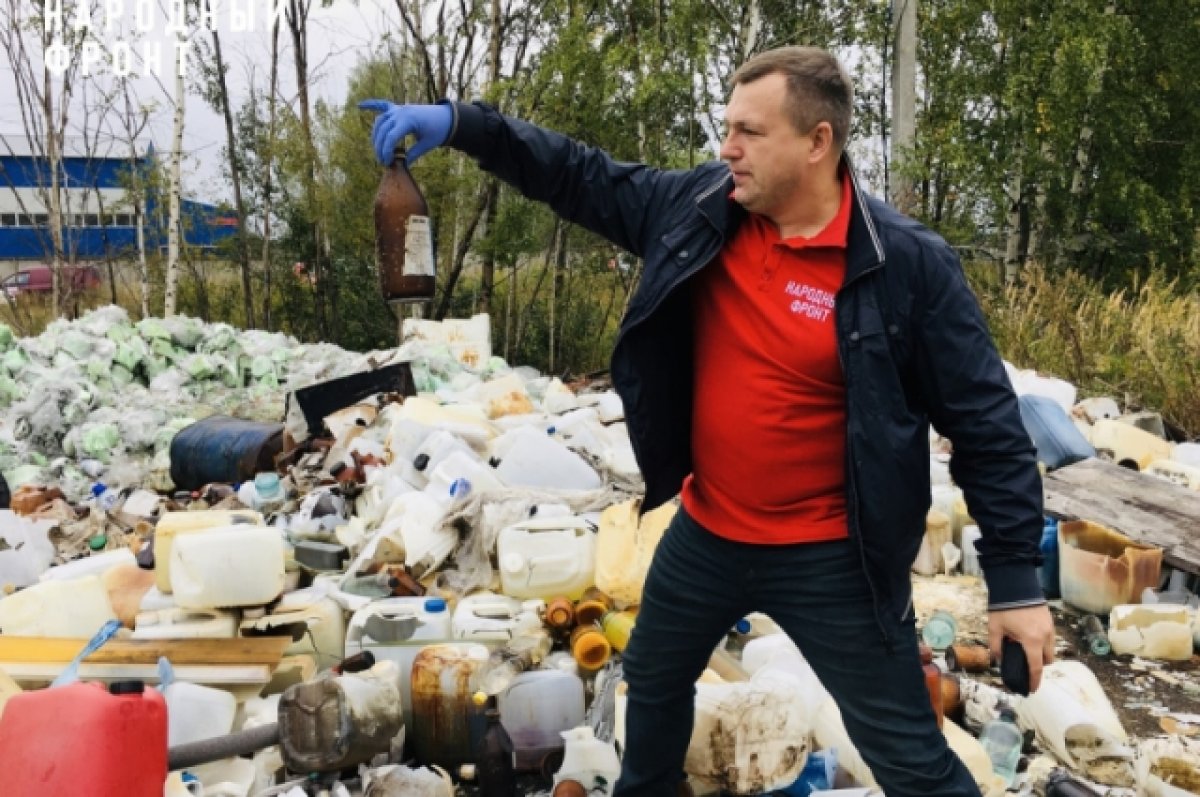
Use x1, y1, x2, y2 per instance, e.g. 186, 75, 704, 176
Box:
261, 18, 280, 331
42, 65, 65, 317
889, 0, 918, 213
1003, 148, 1023, 284
165, 37, 186, 317
207, 6, 254, 328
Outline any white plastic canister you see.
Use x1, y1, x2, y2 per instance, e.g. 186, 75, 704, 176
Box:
555, 725, 621, 794
155, 509, 263, 593
164, 681, 238, 747
170, 525, 286, 609
133, 607, 239, 640
489, 426, 603, 491
497, 516, 596, 601
345, 596, 453, 730
451, 592, 544, 645
498, 669, 586, 771
0, 575, 117, 637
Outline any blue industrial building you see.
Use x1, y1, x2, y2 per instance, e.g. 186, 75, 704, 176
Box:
0, 136, 238, 264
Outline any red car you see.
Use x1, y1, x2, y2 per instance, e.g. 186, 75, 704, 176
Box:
1, 264, 101, 298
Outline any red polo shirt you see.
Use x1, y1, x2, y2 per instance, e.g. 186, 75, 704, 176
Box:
681, 171, 852, 544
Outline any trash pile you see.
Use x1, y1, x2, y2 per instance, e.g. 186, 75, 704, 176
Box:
0, 307, 1198, 797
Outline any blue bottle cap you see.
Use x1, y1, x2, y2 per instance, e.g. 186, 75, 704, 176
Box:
734, 618, 753, 635
91, 483, 106, 496
449, 477, 471, 498
424, 598, 447, 612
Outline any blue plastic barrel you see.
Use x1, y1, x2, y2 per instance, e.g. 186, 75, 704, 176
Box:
169, 416, 285, 491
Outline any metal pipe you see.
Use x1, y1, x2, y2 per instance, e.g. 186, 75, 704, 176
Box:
167, 722, 280, 771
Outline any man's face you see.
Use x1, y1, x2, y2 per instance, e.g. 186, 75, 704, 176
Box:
720, 73, 814, 217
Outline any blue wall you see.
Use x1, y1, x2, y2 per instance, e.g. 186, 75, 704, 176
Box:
0, 152, 239, 261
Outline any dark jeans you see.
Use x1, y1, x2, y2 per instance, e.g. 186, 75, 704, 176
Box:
614, 507, 981, 797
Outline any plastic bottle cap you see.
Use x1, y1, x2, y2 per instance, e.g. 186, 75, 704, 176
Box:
88, 534, 107, 551
501, 553, 525, 573
734, 618, 752, 635
998, 706, 1018, 723
109, 680, 145, 695
472, 691, 488, 707
91, 483, 106, 496
449, 477, 471, 498
413, 453, 430, 471
424, 597, 447, 612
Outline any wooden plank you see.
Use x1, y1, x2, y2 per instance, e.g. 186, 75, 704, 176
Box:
0, 636, 290, 666
1043, 457, 1200, 573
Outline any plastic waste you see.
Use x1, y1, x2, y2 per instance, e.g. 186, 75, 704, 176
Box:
489, 425, 603, 491
499, 669, 587, 772
555, 725, 621, 796
452, 592, 545, 644
475, 694, 517, 796
1039, 517, 1061, 599
1058, 519, 1162, 615
164, 681, 238, 747
0, 680, 167, 797
979, 705, 1023, 787
133, 607, 239, 640
410, 643, 491, 768
497, 515, 596, 600
169, 525, 286, 608
921, 610, 957, 650
478, 629, 554, 695
0, 511, 56, 589
1018, 394, 1096, 470
0, 574, 118, 637
1079, 615, 1111, 656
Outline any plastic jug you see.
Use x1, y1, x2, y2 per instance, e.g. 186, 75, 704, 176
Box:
1018, 394, 1096, 470
1088, 419, 1172, 470
979, 706, 1022, 787
0, 575, 117, 637
409, 643, 490, 768
555, 725, 621, 794
154, 509, 263, 593
0, 680, 167, 796
1146, 458, 1200, 490
409, 430, 478, 489
170, 525, 286, 608
489, 425, 603, 491
38, 547, 135, 583
423, 450, 505, 505
278, 660, 404, 773
163, 681, 237, 746
961, 525, 983, 577
498, 669, 587, 771
912, 509, 952, 576
1174, 442, 1200, 468
345, 596, 453, 729
133, 607, 239, 639
451, 591, 545, 644
497, 516, 596, 601
594, 498, 675, 608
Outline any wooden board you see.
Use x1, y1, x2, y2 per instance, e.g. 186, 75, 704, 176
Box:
1043, 457, 1200, 573
0, 636, 290, 665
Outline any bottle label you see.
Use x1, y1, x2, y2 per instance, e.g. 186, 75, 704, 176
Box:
403, 215, 434, 278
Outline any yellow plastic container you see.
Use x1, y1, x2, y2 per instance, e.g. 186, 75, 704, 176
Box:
154, 510, 262, 593
1088, 419, 1172, 471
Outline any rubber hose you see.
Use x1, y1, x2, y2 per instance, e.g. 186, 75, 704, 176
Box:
167, 722, 281, 771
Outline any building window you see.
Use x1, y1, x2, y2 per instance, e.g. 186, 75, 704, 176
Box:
32, 213, 49, 226
84, 213, 99, 226
0, 213, 15, 227
15, 214, 30, 226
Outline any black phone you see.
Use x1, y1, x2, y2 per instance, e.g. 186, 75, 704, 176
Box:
1000, 636, 1031, 696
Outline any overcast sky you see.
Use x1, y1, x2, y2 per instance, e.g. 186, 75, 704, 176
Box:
0, 0, 405, 203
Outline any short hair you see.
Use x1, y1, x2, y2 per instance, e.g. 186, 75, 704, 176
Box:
730, 46, 854, 149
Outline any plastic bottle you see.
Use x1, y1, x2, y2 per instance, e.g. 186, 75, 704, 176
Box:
921, 609, 957, 650
91, 482, 122, 512
543, 596, 576, 635
1080, 615, 1112, 656
374, 145, 435, 304
574, 586, 614, 627
342, 572, 401, 599
475, 694, 516, 797
253, 472, 284, 509
600, 610, 636, 653
479, 628, 554, 696
570, 624, 612, 671
979, 705, 1023, 787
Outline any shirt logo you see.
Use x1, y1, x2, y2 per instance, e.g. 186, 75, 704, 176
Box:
784, 280, 835, 322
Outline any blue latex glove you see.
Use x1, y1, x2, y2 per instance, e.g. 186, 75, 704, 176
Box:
358, 100, 452, 166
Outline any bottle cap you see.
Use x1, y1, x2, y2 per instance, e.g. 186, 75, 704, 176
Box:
91, 483, 106, 496
998, 705, 1018, 722
88, 533, 108, 551
424, 597, 447, 612
472, 690, 488, 707
413, 453, 430, 471
109, 680, 145, 695
734, 618, 752, 635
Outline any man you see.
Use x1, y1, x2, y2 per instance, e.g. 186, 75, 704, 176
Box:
362, 45, 1055, 797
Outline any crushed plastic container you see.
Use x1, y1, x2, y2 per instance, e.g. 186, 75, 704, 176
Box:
170, 525, 286, 608
1058, 520, 1162, 615
345, 596, 452, 730
497, 515, 597, 601
0, 680, 167, 796
593, 498, 675, 608
500, 669, 587, 771
1088, 419, 1172, 470
154, 509, 263, 593
241, 593, 346, 671
1145, 458, 1200, 491
0, 574, 117, 637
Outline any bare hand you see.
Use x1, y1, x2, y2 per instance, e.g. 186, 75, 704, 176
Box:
988, 604, 1056, 693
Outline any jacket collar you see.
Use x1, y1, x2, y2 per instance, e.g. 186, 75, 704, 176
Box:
695, 153, 886, 281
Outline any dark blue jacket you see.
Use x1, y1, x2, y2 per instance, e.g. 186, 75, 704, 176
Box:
448, 101, 1045, 636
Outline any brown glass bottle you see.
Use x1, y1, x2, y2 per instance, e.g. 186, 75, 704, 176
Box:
374, 146, 435, 303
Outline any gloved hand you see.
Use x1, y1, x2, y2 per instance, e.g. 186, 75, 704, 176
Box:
358, 100, 453, 166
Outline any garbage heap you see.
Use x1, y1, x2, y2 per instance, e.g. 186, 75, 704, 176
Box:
0, 308, 1198, 797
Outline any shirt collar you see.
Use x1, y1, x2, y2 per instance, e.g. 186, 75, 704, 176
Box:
775, 167, 852, 251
